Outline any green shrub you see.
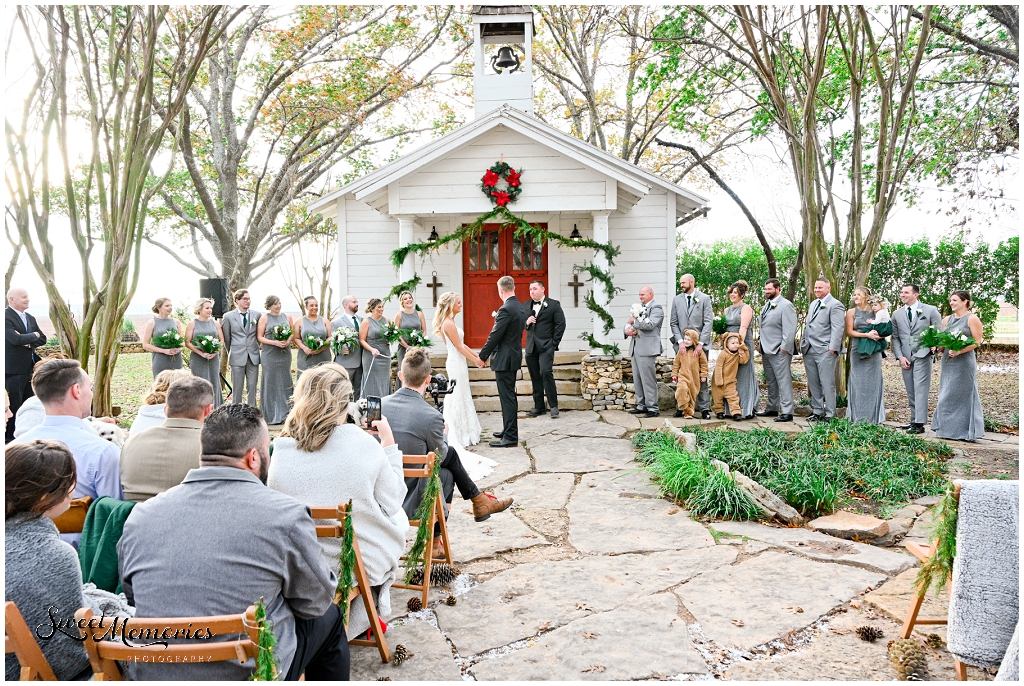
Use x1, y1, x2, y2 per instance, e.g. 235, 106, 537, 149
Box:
121, 316, 136, 333
685, 467, 763, 520
46, 336, 60, 346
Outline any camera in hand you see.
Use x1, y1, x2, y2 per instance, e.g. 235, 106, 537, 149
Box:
364, 396, 382, 426
425, 374, 457, 409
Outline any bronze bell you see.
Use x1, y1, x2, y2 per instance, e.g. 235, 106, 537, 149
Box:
491, 45, 521, 73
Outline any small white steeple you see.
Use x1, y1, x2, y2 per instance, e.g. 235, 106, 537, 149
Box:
472, 6, 533, 119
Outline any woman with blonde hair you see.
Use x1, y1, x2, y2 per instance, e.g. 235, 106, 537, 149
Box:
393, 290, 428, 389
433, 292, 485, 451
184, 298, 225, 407
141, 297, 184, 378
129, 368, 193, 435
359, 298, 392, 397
845, 286, 886, 423
268, 363, 406, 640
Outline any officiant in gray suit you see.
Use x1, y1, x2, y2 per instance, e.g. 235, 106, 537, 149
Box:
331, 295, 363, 398
221, 288, 262, 405
670, 274, 714, 418
625, 285, 664, 418
891, 283, 942, 434
800, 277, 846, 421
757, 278, 797, 422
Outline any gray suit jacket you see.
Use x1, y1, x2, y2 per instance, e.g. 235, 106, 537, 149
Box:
380, 387, 447, 520
330, 312, 362, 369
758, 296, 797, 355
624, 301, 664, 357
670, 290, 713, 348
221, 308, 262, 366
891, 303, 942, 359
800, 294, 846, 354
118, 466, 336, 680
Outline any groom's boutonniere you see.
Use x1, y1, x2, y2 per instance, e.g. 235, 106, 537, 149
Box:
491, 310, 498, 318
769, 300, 778, 309
915, 307, 924, 318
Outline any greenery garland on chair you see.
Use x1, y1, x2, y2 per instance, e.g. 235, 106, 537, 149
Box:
250, 597, 279, 681
335, 500, 356, 625
915, 485, 959, 596
404, 451, 443, 584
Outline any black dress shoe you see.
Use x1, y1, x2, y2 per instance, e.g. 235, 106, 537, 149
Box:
774, 414, 794, 422
645, 410, 660, 418
756, 410, 779, 417
492, 431, 504, 439
907, 423, 925, 434
732, 413, 743, 421
898, 423, 912, 430
743, 414, 756, 421
527, 407, 545, 417
489, 439, 519, 448
807, 414, 824, 423
673, 409, 684, 418
629, 408, 647, 415
550, 408, 559, 418
701, 410, 712, 420
716, 412, 726, 419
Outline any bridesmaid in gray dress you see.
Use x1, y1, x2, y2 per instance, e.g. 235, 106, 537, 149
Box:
257, 295, 294, 425
393, 290, 428, 390
845, 286, 886, 423
359, 298, 392, 398
142, 297, 184, 378
184, 298, 225, 406
931, 290, 985, 441
724, 280, 757, 418
294, 296, 333, 374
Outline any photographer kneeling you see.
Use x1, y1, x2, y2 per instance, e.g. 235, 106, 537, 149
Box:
383, 348, 513, 558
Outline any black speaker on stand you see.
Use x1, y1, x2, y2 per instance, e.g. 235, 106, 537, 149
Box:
199, 278, 230, 319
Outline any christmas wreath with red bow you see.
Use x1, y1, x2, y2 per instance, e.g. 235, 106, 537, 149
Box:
480, 161, 523, 207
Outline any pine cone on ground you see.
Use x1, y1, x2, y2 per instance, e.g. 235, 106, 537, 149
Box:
392, 644, 411, 667
446, 594, 457, 606
376, 677, 392, 681
925, 633, 944, 649
856, 625, 884, 642
407, 596, 423, 613
407, 568, 424, 587
888, 638, 928, 681
430, 563, 461, 587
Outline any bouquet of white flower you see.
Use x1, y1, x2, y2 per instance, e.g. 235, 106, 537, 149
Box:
407, 330, 432, 347
330, 327, 359, 355
270, 324, 293, 341
303, 334, 327, 353
152, 328, 185, 350
192, 334, 222, 355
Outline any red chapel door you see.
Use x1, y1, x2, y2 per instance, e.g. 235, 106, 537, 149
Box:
462, 224, 548, 348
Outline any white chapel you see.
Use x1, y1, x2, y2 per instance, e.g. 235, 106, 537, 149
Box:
308, 5, 709, 352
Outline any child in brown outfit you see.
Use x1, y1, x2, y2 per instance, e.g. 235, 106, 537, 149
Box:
712, 332, 750, 420
672, 328, 707, 418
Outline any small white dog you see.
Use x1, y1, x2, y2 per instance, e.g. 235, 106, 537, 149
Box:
90, 419, 127, 447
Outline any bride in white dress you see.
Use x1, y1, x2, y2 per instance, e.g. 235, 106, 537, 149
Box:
432, 292, 496, 481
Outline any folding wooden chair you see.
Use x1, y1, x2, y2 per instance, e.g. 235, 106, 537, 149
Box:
309, 502, 390, 663
901, 484, 966, 680
5, 602, 57, 680
51, 496, 92, 534
75, 606, 260, 680
391, 453, 452, 607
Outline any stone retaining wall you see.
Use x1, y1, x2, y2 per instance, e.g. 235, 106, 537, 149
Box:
581, 355, 675, 411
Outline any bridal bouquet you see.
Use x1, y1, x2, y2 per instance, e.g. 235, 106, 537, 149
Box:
407, 330, 432, 347
629, 302, 648, 322
270, 323, 293, 341
192, 334, 222, 355
382, 320, 405, 344
303, 334, 327, 352
330, 327, 359, 355
916, 325, 976, 352
712, 315, 729, 336
152, 328, 184, 350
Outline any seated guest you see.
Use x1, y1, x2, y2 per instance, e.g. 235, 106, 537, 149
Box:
14, 354, 100, 439
382, 348, 513, 557
269, 364, 406, 639
5, 440, 92, 680
11, 359, 122, 507
119, 376, 214, 503
128, 368, 192, 435
118, 404, 347, 680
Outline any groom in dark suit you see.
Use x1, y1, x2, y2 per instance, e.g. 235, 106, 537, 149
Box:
479, 276, 526, 447
522, 280, 566, 418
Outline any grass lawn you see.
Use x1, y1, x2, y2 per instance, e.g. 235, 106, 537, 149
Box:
109, 353, 155, 427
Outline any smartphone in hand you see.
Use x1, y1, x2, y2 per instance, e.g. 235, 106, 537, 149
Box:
364, 396, 382, 428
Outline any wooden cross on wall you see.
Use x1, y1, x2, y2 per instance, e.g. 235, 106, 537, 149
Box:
428, 271, 444, 306
567, 270, 585, 307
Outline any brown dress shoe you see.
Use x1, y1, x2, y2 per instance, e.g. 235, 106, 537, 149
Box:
431, 536, 446, 560
471, 492, 513, 522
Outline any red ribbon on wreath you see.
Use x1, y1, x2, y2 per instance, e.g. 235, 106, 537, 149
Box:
480, 161, 523, 207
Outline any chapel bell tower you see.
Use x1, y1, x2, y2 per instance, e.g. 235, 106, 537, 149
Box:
472, 6, 534, 119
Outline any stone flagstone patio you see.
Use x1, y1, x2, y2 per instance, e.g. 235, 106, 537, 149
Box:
350, 410, 1002, 681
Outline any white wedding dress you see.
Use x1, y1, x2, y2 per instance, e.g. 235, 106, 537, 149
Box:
441, 323, 495, 482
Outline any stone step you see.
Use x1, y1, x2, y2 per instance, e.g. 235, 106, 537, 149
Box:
428, 350, 587, 367
461, 366, 581, 382
470, 379, 580, 397
473, 394, 592, 412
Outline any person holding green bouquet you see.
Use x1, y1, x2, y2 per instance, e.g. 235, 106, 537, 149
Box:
257, 295, 294, 425
931, 290, 985, 442
294, 296, 332, 375
185, 297, 225, 407
142, 297, 184, 378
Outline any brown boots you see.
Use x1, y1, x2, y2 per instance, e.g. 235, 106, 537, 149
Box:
471, 492, 513, 522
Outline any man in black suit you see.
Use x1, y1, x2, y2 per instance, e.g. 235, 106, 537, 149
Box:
5, 287, 47, 442
522, 280, 566, 418
479, 276, 526, 448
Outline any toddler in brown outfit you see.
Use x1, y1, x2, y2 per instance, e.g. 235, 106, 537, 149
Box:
712, 332, 749, 420
672, 328, 707, 418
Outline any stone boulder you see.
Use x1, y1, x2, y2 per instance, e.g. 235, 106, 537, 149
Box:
808, 511, 889, 541
657, 382, 677, 411
731, 471, 805, 525
662, 421, 697, 454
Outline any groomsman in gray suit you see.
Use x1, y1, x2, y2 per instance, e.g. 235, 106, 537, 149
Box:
670, 274, 714, 418
757, 278, 797, 422
624, 285, 664, 418
891, 283, 942, 434
800, 277, 846, 421
221, 289, 262, 405
331, 295, 363, 398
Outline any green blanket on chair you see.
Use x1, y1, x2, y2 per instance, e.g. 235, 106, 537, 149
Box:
79, 496, 136, 594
